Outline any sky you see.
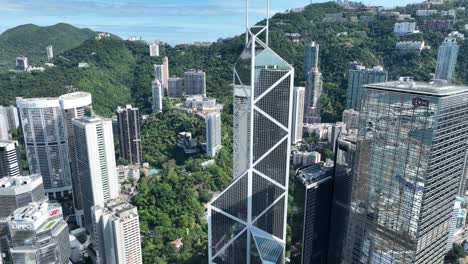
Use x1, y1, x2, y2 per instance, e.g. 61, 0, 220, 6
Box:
0, 0, 421, 45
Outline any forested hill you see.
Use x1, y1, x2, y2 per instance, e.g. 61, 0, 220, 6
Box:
0, 1, 467, 120
0, 23, 96, 71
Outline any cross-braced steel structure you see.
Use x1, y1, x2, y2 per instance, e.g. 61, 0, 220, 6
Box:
208, 1, 294, 263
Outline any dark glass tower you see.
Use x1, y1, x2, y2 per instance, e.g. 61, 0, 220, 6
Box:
339, 80, 468, 263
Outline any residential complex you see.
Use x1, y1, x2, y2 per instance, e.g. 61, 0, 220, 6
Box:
205, 112, 222, 157
292, 87, 305, 144
152, 80, 163, 113
117, 105, 143, 165
304, 41, 323, 124
16, 97, 72, 198
149, 43, 159, 57
435, 37, 459, 83
184, 69, 206, 95
92, 199, 142, 264
346, 63, 387, 110
304, 41, 319, 79
0, 106, 19, 141
168, 77, 183, 97
15, 56, 28, 71
393, 22, 418, 35
46, 45, 54, 61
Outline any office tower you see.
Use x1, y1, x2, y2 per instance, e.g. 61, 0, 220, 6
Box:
7, 201, 70, 264
0, 175, 45, 263
205, 112, 222, 157
163, 56, 170, 91
92, 198, 142, 264
149, 43, 159, 57
304, 41, 319, 79
117, 105, 142, 164
342, 109, 360, 129
16, 97, 72, 198
168, 77, 183, 97
208, 13, 294, 263
184, 69, 206, 95
435, 37, 459, 83
329, 122, 346, 152
304, 67, 323, 124
58, 91, 92, 226
0, 141, 21, 178
346, 64, 387, 110
339, 80, 468, 263
73, 113, 119, 230
152, 80, 163, 113
327, 130, 357, 264
15, 56, 28, 71
0, 106, 19, 141
292, 87, 305, 144
298, 165, 334, 264
46, 45, 54, 61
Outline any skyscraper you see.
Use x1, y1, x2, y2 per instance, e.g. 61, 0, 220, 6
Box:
163, 56, 170, 91
184, 69, 206, 95
0, 175, 45, 263
152, 80, 163, 113
46, 45, 54, 61
73, 113, 119, 230
117, 105, 142, 165
304, 41, 319, 79
0, 106, 19, 141
16, 97, 72, 198
149, 43, 159, 57
7, 201, 70, 264
205, 112, 222, 157
92, 198, 142, 264
168, 77, 184, 97
59, 91, 92, 226
292, 86, 305, 144
339, 79, 468, 263
298, 165, 334, 264
208, 10, 294, 262
329, 122, 347, 153
304, 67, 322, 124
435, 37, 459, 83
154, 64, 167, 95
0, 141, 21, 178
346, 64, 387, 110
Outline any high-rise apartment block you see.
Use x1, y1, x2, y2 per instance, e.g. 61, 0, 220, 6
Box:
154, 64, 167, 95
205, 112, 222, 157
292, 87, 305, 144
184, 69, 206, 96
16, 97, 72, 198
92, 199, 142, 264
46, 45, 54, 61
149, 43, 159, 57
342, 109, 360, 129
297, 165, 334, 264
59, 91, 92, 226
329, 122, 347, 152
208, 20, 294, 263
152, 80, 163, 113
117, 105, 142, 165
0, 175, 45, 263
168, 77, 183, 97
338, 79, 468, 263
15, 57, 28, 71
0, 141, 21, 178
163, 56, 169, 91
346, 64, 387, 110
72, 114, 119, 230
304, 41, 319, 79
0, 106, 19, 141
435, 37, 459, 83
7, 201, 70, 264
304, 68, 323, 124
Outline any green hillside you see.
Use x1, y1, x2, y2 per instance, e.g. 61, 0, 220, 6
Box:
0, 23, 96, 70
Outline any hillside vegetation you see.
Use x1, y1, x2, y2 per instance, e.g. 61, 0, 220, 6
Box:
0, 23, 95, 70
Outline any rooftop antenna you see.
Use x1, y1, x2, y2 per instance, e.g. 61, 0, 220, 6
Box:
245, 0, 270, 45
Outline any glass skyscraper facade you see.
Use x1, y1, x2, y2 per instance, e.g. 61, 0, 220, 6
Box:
208, 25, 294, 263
338, 80, 468, 263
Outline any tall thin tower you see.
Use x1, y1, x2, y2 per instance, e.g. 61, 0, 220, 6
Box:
208, 0, 295, 262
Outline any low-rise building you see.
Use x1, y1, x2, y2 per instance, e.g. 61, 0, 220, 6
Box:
422, 20, 452, 31
177, 132, 199, 154
416, 9, 438, 16
393, 22, 418, 35
322, 12, 347, 23
395, 41, 428, 51
292, 151, 321, 166
175, 95, 223, 118
116, 165, 141, 183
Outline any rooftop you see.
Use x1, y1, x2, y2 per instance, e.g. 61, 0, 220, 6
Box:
365, 78, 468, 97
0, 140, 18, 150
297, 164, 334, 187
8, 201, 63, 231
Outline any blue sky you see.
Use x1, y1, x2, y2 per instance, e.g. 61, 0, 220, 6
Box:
0, 0, 421, 45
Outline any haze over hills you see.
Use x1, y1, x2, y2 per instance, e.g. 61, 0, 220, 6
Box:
0, 23, 96, 70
